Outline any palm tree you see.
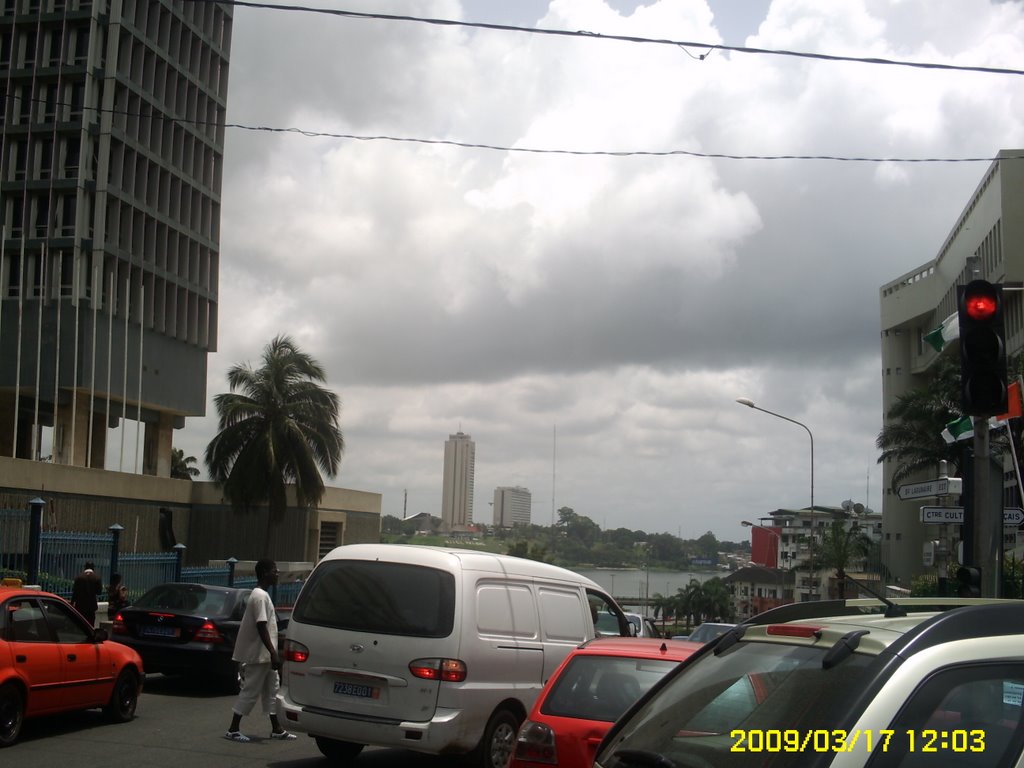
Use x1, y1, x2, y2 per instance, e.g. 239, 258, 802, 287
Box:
205, 335, 344, 556
170, 448, 200, 480
813, 520, 873, 599
701, 577, 736, 622
875, 353, 965, 489
649, 592, 676, 631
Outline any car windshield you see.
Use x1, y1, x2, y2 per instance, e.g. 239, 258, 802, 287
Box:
542, 654, 681, 722
597, 639, 877, 768
133, 584, 232, 615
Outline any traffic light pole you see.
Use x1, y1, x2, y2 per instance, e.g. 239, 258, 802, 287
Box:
972, 424, 1001, 597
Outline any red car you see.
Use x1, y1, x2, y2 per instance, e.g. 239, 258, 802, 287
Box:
510, 637, 701, 768
0, 584, 144, 746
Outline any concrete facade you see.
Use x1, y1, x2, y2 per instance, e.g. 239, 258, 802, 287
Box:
0, 0, 231, 474
0, 456, 381, 564
492, 485, 531, 527
750, 505, 883, 602
879, 150, 1024, 587
441, 431, 474, 531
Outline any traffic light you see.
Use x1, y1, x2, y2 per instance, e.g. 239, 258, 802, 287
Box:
957, 279, 1007, 416
956, 566, 982, 598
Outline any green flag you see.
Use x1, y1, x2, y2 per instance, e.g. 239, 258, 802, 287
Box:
924, 313, 959, 353
941, 415, 973, 444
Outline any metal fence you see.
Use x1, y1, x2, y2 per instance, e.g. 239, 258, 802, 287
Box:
0, 504, 302, 606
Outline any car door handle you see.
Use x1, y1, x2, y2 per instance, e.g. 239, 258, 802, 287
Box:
67, 654, 77, 661
15, 655, 27, 663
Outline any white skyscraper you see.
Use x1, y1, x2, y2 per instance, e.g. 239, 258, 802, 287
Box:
442, 431, 475, 530
493, 486, 532, 528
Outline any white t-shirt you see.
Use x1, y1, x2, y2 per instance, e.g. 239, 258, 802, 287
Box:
232, 587, 278, 664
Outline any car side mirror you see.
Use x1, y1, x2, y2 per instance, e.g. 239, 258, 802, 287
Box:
93, 627, 109, 642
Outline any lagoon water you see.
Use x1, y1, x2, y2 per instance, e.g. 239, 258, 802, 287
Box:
574, 567, 718, 607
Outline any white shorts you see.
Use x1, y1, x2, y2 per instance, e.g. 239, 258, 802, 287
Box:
232, 662, 280, 717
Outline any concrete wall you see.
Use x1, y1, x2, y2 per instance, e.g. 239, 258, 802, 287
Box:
0, 457, 381, 564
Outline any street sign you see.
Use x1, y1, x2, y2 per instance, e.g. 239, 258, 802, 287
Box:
921, 506, 964, 524
898, 477, 963, 501
919, 506, 1024, 526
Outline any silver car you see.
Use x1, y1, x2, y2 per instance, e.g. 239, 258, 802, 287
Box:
596, 598, 1024, 768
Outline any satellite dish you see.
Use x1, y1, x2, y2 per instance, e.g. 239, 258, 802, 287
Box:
854, 503, 865, 514
841, 499, 854, 511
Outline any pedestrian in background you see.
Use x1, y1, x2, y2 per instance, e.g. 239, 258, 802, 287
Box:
107, 573, 129, 620
71, 561, 102, 627
225, 558, 296, 743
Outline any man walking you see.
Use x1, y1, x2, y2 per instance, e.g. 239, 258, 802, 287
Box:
225, 559, 296, 742
71, 561, 102, 627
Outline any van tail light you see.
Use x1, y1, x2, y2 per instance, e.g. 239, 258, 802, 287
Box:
284, 639, 310, 663
112, 613, 126, 634
514, 720, 557, 764
409, 658, 467, 682
194, 621, 225, 643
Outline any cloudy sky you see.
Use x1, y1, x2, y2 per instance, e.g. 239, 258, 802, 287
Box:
167, 0, 1024, 541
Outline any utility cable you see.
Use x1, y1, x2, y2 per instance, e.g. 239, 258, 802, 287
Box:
188, 0, 1024, 78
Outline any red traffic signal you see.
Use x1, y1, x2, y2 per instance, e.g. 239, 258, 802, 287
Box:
957, 280, 1007, 417
964, 292, 997, 321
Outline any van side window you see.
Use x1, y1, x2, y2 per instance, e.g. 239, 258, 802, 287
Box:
588, 591, 629, 637
477, 582, 539, 639
537, 588, 588, 643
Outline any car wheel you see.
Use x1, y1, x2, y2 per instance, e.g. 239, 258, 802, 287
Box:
314, 736, 363, 761
104, 669, 140, 722
473, 708, 520, 768
0, 683, 25, 747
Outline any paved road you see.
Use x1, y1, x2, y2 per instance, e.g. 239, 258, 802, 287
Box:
7, 674, 456, 768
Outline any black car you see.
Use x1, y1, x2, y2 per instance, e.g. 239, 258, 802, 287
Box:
111, 583, 254, 689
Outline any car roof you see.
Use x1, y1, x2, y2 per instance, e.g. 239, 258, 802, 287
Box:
737, 597, 1024, 658
576, 636, 703, 658
0, 586, 62, 600
319, 543, 605, 590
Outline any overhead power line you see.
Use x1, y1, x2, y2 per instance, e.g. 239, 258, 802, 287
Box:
197, 0, 1024, 77
225, 123, 1024, 163
7, 91, 1022, 163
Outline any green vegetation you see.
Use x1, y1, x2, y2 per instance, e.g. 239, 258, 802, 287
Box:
205, 335, 344, 556
380, 505, 747, 571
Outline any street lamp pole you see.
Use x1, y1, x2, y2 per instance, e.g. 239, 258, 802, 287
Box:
736, 398, 817, 599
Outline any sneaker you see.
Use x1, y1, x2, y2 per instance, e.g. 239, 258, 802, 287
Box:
270, 730, 297, 741
224, 731, 251, 743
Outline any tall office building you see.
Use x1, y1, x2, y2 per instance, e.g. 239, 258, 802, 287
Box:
492, 485, 531, 528
879, 150, 1024, 586
0, 0, 231, 474
441, 431, 475, 531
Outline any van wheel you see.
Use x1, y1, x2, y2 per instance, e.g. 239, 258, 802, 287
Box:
473, 708, 521, 768
314, 736, 363, 762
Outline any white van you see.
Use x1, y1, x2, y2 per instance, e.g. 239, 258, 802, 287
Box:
278, 543, 629, 768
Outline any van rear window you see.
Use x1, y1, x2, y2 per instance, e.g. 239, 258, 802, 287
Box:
292, 560, 456, 637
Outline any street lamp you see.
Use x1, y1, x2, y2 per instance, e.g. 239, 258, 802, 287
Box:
736, 397, 817, 599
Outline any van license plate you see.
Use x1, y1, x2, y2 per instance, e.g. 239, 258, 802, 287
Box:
333, 681, 379, 699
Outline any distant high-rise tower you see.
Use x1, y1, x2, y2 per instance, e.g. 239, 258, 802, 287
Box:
493, 486, 531, 528
441, 431, 475, 530
0, 0, 232, 474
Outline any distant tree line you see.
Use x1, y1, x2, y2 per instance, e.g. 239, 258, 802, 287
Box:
382, 505, 748, 571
